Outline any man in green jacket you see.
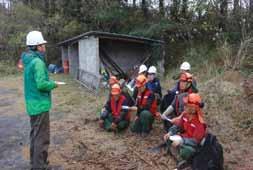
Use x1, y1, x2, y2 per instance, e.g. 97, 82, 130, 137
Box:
22, 31, 58, 170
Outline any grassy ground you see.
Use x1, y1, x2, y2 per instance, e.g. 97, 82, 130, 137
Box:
0, 70, 253, 170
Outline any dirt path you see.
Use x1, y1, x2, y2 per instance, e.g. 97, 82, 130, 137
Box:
0, 76, 30, 170
1, 74, 253, 170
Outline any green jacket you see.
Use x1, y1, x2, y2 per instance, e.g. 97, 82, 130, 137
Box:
22, 50, 57, 116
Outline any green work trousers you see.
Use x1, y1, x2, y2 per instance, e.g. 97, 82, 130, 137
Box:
131, 110, 154, 134
103, 113, 129, 132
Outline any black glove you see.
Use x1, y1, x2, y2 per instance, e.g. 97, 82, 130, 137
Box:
200, 102, 205, 108
136, 108, 143, 117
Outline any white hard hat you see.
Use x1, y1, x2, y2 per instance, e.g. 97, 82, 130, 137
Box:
148, 66, 157, 74
139, 64, 147, 74
180, 61, 191, 71
26, 31, 47, 46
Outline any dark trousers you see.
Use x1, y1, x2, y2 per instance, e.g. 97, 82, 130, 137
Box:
160, 91, 176, 113
30, 112, 50, 170
131, 110, 154, 134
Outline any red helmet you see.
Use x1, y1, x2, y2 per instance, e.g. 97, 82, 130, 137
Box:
184, 93, 205, 123
184, 93, 201, 107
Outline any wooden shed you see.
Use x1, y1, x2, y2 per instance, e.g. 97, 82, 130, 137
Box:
58, 31, 165, 91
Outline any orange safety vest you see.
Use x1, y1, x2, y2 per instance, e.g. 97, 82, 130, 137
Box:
110, 95, 130, 121
180, 113, 206, 143
137, 89, 157, 116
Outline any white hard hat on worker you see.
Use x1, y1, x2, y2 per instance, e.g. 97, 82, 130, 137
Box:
180, 61, 191, 71
148, 66, 157, 74
26, 31, 47, 46
139, 64, 147, 74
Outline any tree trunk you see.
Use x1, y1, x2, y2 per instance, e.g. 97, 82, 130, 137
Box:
249, 0, 253, 29
133, 0, 136, 7
219, 0, 228, 31
23, 0, 33, 7
171, 0, 180, 20
233, 0, 241, 31
233, 0, 239, 14
181, 0, 188, 18
159, 0, 165, 17
49, 0, 56, 15
117, 0, 127, 5
250, 0, 253, 15
44, 0, 49, 15
141, 0, 148, 17
220, 0, 228, 16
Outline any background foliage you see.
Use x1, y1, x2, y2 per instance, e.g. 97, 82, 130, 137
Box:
0, 0, 252, 74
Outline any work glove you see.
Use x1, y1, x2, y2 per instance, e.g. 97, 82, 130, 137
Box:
200, 102, 205, 108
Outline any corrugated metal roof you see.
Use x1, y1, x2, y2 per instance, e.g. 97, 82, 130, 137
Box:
57, 31, 164, 46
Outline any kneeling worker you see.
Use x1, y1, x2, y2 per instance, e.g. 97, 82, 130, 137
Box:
163, 93, 206, 168
131, 75, 158, 136
99, 84, 136, 132
161, 72, 197, 131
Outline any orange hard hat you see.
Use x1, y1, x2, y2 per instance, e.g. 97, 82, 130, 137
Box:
135, 74, 147, 88
109, 76, 119, 86
183, 93, 201, 108
111, 84, 121, 95
180, 72, 193, 82
184, 93, 205, 123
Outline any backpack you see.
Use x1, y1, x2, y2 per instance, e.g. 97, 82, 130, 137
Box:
192, 133, 224, 170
